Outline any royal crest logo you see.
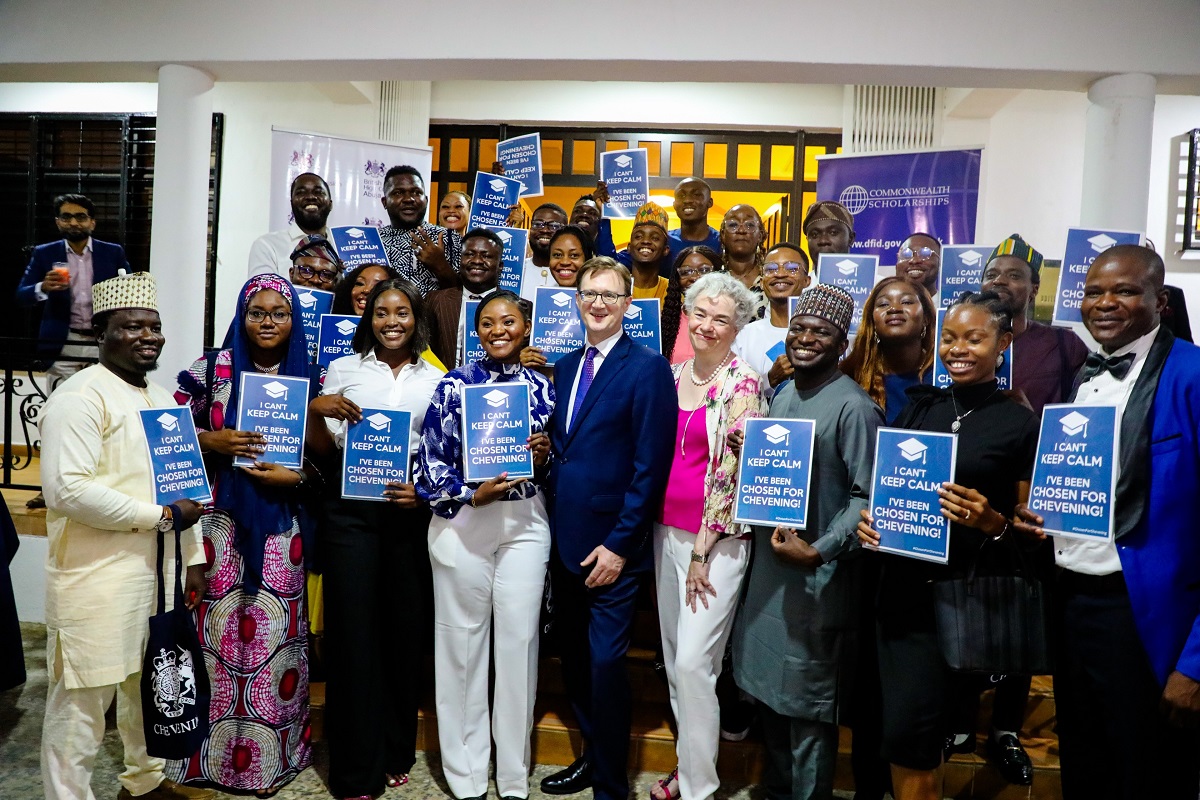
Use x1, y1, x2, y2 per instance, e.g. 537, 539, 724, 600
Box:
289, 151, 315, 170
364, 160, 387, 177
150, 647, 197, 719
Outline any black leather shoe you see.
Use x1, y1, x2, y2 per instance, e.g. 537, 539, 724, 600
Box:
987, 732, 1034, 785
943, 733, 975, 762
540, 756, 592, 795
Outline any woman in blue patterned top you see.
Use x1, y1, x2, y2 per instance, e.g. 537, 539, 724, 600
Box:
415, 290, 554, 800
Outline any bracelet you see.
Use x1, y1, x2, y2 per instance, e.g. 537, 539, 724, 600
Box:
992, 519, 1012, 541
690, 551, 708, 564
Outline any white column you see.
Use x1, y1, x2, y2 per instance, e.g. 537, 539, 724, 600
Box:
1080, 73, 1156, 232
149, 64, 214, 383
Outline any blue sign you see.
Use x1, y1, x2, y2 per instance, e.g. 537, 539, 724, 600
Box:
815, 253, 878, 337
766, 339, 787, 364
600, 148, 650, 219
733, 418, 817, 527
815, 148, 981, 263
232, 373, 309, 468
328, 225, 389, 269
461, 382, 534, 482
489, 225, 528, 294
938, 244, 988, 308
870, 427, 958, 564
1052, 227, 1144, 326
317, 314, 360, 368
496, 132, 543, 198
530, 286, 583, 364
469, 171, 523, 229
295, 287, 334, 362
341, 407, 413, 501
1027, 404, 1118, 541
139, 407, 212, 505
931, 308, 1012, 390
622, 298, 661, 353
463, 299, 486, 365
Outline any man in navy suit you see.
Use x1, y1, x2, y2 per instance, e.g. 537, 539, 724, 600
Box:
1017, 245, 1200, 799
542, 258, 676, 800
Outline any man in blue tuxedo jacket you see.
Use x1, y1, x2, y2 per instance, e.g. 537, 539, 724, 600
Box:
1017, 245, 1200, 799
16, 194, 128, 384
541, 258, 675, 800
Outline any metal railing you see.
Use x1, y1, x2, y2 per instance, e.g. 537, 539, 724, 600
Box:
0, 338, 99, 490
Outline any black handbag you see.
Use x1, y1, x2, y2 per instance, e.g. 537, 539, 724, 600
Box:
932, 535, 1053, 675
140, 510, 210, 759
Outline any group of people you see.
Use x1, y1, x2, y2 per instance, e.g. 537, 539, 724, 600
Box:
15, 162, 1200, 800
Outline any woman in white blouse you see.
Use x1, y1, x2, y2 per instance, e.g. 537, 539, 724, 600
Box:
305, 277, 443, 800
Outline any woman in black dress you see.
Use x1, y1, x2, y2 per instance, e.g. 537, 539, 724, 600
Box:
856, 291, 1041, 800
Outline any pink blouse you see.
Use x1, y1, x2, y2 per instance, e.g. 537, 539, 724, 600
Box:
659, 404, 709, 534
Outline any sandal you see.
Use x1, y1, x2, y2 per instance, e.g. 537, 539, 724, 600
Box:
649, 768, 679, 800
386, 773, 409, 788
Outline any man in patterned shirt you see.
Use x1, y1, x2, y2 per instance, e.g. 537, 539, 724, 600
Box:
378, 165, 462, 296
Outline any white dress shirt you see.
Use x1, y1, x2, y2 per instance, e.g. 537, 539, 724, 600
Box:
519, 255, 557, 302
320, 350, 445, 464
565, 330, 624, 430
1054, 325, 1159, 576
247, 221, 330, 278
733, 316, 788, 401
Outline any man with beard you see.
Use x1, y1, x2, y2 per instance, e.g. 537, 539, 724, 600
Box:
39, 270, 209, 800
802, 201, 856, 260
894, 233, 942, 301
518, 203, 570, 296
248, 172, 333, 277
731, 284, 881, 800
590, 178, 722, 272
379, 165, 462, 296
425, 228, 504, 369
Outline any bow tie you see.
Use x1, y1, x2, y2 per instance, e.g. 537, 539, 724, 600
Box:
1079, 351, 1135, 383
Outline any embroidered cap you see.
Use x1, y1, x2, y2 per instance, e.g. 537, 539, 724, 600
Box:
633, 202, 669, 232
92, 269, 158, 314
290, 233, 341, 266
802, 201, 855, 236
791, 284, 854, 336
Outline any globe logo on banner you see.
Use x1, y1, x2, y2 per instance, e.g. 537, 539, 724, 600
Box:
838, 185, 870, 215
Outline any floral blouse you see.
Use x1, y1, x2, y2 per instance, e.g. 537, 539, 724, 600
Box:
414, 357, 556, 519
672, 356, 765, 539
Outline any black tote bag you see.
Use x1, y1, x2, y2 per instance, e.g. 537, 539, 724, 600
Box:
140, 518, 210, 758
932, 536, 1053, 675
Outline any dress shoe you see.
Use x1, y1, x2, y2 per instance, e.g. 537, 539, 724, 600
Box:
987, 732, 1034, 785
540, 755, 592, 795
118, 779, 215, 800
942, 732, 975, 762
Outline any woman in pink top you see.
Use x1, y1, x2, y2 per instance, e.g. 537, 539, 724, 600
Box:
652, 271, 763, 800
661, 246, 722, 365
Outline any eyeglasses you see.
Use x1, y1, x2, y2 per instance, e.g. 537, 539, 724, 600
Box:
293, 264, 339, 282
763, 262, 806, 275
57, 213, 91, 223
898, 246, 937, 261
530, 220, 564, 231
578, 290, 628, 305
246, 310, 292, 323
722, 220, 761, 234
677, 265, 714, 279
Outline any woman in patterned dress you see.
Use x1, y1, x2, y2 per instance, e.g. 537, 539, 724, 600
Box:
171, 275, 320, 796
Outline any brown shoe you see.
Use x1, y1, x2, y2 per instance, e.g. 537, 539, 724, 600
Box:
117, 780, 216, 800
25, 492, 45, 509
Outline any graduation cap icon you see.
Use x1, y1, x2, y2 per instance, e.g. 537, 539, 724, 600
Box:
1060, 410, 1090, 437
346, 227, 366, 239
551, 291, 573, 307
624, 304, 642, 320
366, 412, 392, 432
960, 249, 983, 267
1088, 233, 1118, 253
263, 381, 289, 399
613, 154, 633, 168
763, 423, 790, 446
156, 411, 179, 432
488, 178, 508, 193
335, 319, 358, 336
483, 388, 510, 409
298, 291, 318, 309
898, 437, 928, 464
496, 230, 513, 245
836, 259, 858, 276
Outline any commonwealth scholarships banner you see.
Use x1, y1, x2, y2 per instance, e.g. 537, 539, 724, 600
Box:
1027, 404, 1118, 541
815, 148, 982, 264
870, 427, 957, 564
1052, 227, 1144, 326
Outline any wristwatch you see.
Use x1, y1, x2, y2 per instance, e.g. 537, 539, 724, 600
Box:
155, 504, 180, 533
690, 551, 709, 564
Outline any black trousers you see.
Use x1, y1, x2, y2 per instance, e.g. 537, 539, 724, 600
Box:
1055, 570, 1200, 800
321, 498, 432, 797
947, 671, 1031, 734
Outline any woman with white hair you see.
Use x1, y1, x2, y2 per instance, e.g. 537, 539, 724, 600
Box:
650, 271, 764, 800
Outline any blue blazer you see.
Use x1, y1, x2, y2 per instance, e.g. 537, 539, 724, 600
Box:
15, 239, 128, 356
548, 334, 676, 574
1111, 331, 1200, 686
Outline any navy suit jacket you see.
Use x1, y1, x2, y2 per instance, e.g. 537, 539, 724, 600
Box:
15, 239, 128, 356
1107, 329, 1200, 686
548, 333, 676, 574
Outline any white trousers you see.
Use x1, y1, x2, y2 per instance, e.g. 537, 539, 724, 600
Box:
41, 656, 163, 800
46, 331, 96, 392
428, 494, 551, 799
654, 524, 750, 800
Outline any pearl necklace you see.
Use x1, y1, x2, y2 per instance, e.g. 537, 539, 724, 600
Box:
253, 360, 280, 374
689, 351, 733, 386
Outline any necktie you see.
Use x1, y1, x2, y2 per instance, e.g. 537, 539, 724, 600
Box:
1078, 351, 1135, 383
569, 347, 598, 430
